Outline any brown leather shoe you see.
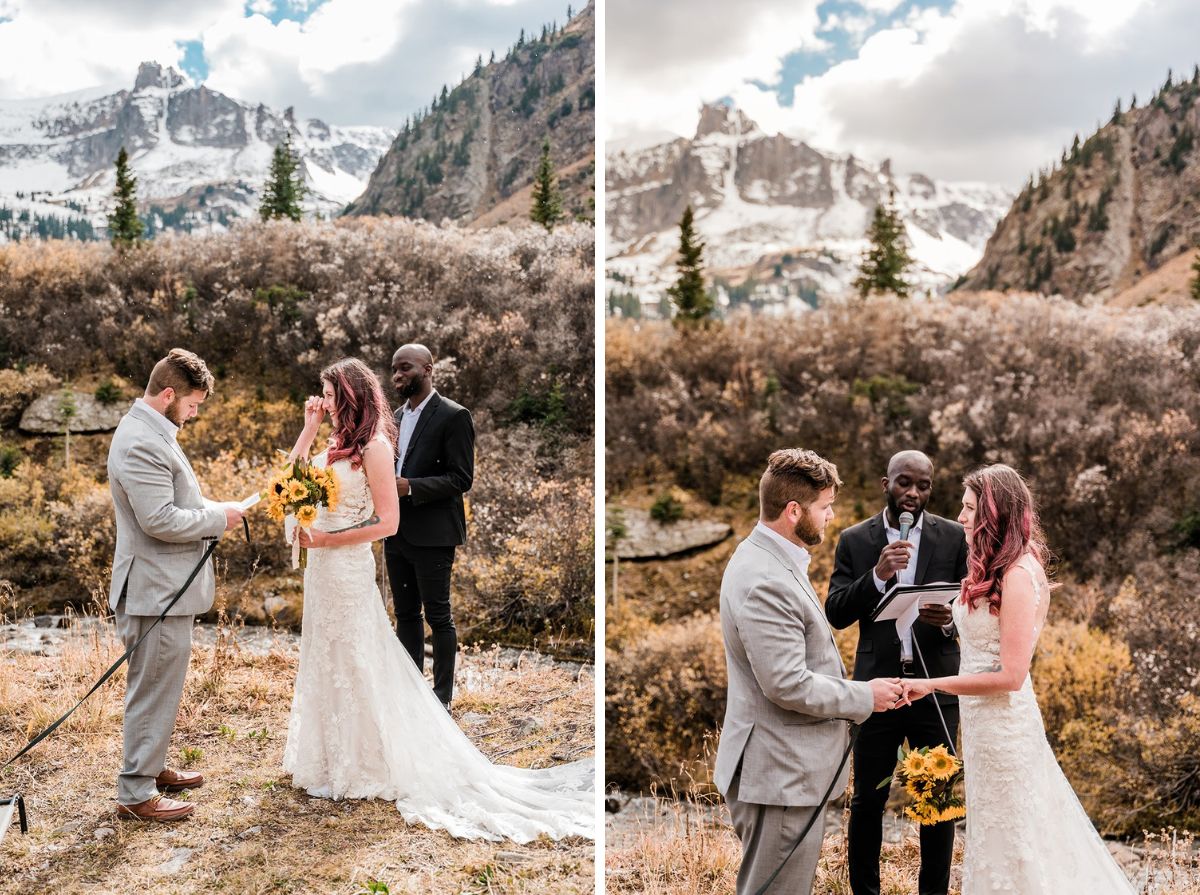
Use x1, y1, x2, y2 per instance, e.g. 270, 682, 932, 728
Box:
156, 768, 204, 792
117, 794, 194, 822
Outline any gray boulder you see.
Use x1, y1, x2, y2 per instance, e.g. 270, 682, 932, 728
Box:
612, 507, 732, 560
19, 391, 125, 434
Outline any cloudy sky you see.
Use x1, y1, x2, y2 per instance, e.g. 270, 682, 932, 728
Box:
607, 0, 1200, 187
0, 0, 572, 128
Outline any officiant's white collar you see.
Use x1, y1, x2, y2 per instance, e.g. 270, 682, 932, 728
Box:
754, 521, 812, 576
403, 389, 437, 417
882, 509, 924, 534
134, 397, 179, 440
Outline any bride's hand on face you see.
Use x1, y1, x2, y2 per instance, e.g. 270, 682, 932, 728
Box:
302, 395, 326, 434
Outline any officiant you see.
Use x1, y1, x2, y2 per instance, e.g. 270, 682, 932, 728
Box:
826, 450, 968, 895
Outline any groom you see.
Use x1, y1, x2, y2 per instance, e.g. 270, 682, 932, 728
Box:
384, 343, 475, 709
108, 348, 244, 821
826, 449, 968, 895
716, 448, 904, 895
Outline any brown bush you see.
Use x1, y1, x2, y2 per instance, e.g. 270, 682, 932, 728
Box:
0, 218, 594, 438
0, 364, 58, 429
606, 296, 1200, 827
0, 219, 595, 654
606, 611, 726, 791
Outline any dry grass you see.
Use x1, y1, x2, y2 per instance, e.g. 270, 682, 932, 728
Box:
0, 618, 595, 894
605, 795, 1200, 895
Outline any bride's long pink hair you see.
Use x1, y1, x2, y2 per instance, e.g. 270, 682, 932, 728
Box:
322, 358, 398, 470
960, 464, 1049, 615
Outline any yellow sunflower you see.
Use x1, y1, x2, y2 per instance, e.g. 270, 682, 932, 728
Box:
296, 504, 318, 527
288, 480, 309, 502
902, 750, 929, 778
266, 501, 285, 523
926, 748, 959, 781
905, 779, 926, 800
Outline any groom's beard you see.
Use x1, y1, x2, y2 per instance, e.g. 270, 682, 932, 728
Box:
793, 513, 824, 547
164, 396, 187, 427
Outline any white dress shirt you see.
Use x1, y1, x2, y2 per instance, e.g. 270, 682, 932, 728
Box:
872, 510, 923, 662
396, 389, 436, 475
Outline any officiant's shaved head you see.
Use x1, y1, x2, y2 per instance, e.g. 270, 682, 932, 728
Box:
886, 450, 933, 480
393, 344, 433, 366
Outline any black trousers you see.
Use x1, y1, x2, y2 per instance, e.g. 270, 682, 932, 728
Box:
384, 533, 457, 706
848, 697, 960, 895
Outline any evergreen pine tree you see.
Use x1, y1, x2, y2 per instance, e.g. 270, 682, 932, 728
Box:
666, 205, 714, 326
529, 138, 564, 230
259, 133, 305, 222
854, 190, 913, 298
107, 147, 144, 248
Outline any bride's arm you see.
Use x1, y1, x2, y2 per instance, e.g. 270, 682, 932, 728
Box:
287, 397, 326, 464
904, 567, 1039, 698
298, 439, 399, 548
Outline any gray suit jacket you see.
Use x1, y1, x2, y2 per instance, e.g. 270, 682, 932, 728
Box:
107, 401, 227, 617
715, 527, 875, 807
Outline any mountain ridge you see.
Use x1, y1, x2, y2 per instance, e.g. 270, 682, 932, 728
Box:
606, 102, 1011, 314
0, 61, 394, 240
348, 1, 595, 227
960, 70, 1200, 299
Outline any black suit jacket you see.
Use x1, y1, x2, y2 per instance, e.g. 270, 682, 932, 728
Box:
391, 392, 475, 547
826, 511, 968, 705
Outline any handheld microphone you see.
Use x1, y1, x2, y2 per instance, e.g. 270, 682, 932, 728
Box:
898, 511, 914, 543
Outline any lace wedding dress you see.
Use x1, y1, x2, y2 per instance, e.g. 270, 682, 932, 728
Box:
281, 438, 594, 842
953, 554, 1135, 893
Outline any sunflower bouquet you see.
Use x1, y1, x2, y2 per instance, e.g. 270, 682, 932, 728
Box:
263, 455, 340, 569
878, 744, 965, 826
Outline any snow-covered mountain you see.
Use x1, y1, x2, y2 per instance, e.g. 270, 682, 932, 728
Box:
606, 103, 1012, 314
0, 62, 394, 240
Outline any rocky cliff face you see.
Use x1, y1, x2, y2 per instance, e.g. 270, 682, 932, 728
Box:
348, 1, 595, 226
606, 103, 1010, 312
0, 62, 393, 239
960, 73, 1200, 299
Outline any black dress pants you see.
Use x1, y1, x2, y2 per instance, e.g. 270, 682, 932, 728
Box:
384, 532, 457, 706
848, 698, 960, 895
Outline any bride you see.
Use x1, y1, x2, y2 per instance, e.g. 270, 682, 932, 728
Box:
280, 357, 593, 842
900, 464, 1134, 894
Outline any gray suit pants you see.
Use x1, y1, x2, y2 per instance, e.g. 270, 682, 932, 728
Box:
727, 770, 826, 895
115, 593, 194, 805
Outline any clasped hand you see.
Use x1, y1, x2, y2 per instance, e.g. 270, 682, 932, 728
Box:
871, 677, 935, 711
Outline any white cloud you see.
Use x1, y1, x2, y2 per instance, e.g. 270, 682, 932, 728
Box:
0, 0, 570, 127
607, 0, 1199, 186
605, 0, 825, 140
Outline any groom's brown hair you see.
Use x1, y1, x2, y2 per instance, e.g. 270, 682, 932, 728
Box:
759, 449, 842, 520
146, 348, 215, 398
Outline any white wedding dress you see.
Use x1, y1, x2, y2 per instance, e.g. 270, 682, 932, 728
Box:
953, 554, 1135, 893
281, 439, 594, 842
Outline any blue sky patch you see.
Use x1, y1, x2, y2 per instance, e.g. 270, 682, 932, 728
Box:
177, 40, 209, 83
752, 0, 954, 106
244, 0, 330, 26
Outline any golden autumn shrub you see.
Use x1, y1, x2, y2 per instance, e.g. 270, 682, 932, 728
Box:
0, 220, 594, 654
606, 612, 727, 791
